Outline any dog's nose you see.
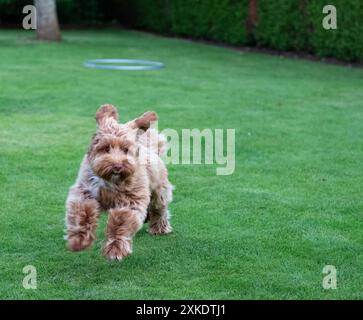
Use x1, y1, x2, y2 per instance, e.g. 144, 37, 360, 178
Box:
112, 164, 124, 173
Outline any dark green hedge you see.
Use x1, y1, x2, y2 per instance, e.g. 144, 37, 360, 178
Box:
134, 0, 171, 33
132, 0, 249, 45
254, 0, 311, 51
169, 0, 248, 44
57, 0, 101, 25
308, 0, 363, 62
254, 0, 363, 61
0, 0, 30, 25
1, 0, 362, 62
124, 0, 363, 62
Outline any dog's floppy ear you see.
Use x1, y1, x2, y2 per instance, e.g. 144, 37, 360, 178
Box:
128, 111, 157, 131
95, 104, 119, 126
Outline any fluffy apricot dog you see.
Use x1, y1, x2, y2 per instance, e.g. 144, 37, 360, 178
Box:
65, 104, 173, 260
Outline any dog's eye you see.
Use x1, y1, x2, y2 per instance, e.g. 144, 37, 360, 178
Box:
104, 146, 110, 153
121, 147, 129, 153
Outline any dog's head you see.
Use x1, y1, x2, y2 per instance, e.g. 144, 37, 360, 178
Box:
87, 104, 157, 182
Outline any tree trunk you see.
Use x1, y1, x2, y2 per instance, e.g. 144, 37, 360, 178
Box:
247, 0, 258, 33
35, 0, 61, 41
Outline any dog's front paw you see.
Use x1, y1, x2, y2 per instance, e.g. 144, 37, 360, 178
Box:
67, 232, 95, 251
102, 238, 132, 261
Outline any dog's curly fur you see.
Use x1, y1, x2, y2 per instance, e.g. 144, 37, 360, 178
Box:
65, 104, 173, 260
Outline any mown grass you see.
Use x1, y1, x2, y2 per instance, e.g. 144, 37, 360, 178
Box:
0, 29, 362, 299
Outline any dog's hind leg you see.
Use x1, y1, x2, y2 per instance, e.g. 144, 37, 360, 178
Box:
148, 183, 173, 235
102, 209, 143, 260
65, 186, 100, 251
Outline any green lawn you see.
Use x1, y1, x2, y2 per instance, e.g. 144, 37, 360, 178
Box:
0, 29, 362, 300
